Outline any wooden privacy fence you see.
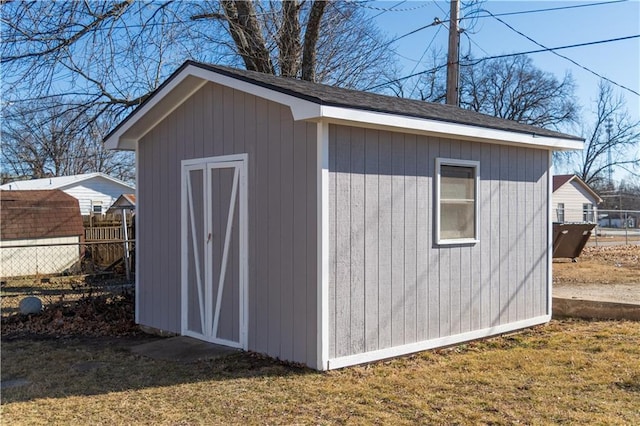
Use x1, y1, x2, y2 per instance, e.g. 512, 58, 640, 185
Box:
84, 226, 133, 241
83, 214, 135, 279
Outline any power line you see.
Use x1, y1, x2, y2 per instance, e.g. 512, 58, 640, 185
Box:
408, 20, 445, 98
381, 0, 627, 49
483, 10, 640, 97
368, 1, 407, 19
461, 35, 640, 66
465, 0, 627, 20
367, 35, 640, 93
348, 1, 432, 13
365, 63, 448, 91
462, 32, 490, 58
327, 1, 423, 65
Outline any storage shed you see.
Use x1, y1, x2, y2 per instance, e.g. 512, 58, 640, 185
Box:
105, 61, 583, 370
0, 190, 84, 277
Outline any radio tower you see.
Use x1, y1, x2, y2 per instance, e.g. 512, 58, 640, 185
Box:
605, 118, 613, 186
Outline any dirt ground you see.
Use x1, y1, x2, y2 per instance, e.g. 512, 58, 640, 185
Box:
553, 245, 640, 304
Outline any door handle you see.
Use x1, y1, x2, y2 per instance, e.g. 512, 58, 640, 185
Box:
207, 233, 212, 243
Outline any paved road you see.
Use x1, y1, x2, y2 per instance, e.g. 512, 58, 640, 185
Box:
587, 239, 640, 247
554, 283, 640, 305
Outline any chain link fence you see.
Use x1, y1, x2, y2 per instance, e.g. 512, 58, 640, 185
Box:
1, 239, 134, 316
553, 208, 640, 246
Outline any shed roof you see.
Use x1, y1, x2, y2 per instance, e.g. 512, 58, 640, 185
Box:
0, 190, 84, 240
106, 193, 136, 212
552, 174, 603, 204
105, 61, 584, 152
0, 172, 134, 192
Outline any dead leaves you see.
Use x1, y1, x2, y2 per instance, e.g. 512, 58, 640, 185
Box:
1, 292, 139, 338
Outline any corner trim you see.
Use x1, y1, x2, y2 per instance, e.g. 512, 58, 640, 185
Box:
547, 151, 554, 316
317, 122, 330, 371
134, 142, 140, 324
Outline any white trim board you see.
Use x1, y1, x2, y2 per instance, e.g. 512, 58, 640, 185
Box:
547, 152, 554, 317
316, 122, 330, 371
319, 110, 583, 151
434, 157, 480, 245
327, 315, 551, 370
134, 144, 140, 324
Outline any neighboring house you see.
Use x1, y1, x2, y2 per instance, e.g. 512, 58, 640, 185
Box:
599, 212, 637, 229
105, 61, 583, 370
0, 190, 84, 277
552, 174, 602, 223
0, 172, 135, 216
106, 193, 136, 216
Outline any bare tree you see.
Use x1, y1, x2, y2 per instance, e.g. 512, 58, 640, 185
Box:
575, 81, 640, 186
410, 53, 579, 130
459, 55, 579, 128
1, 1, 393, 178
1, 99, 134, 182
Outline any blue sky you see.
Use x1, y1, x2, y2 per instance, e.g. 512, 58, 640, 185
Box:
368, 0, 640, 125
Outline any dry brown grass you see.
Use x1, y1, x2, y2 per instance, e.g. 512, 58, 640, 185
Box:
2, 320, 640, 425
554, 245, 640, 285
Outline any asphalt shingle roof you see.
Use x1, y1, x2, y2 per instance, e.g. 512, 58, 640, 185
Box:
0, 172, 134, 191
0, 190, 84, 240
192, 61, 582, 142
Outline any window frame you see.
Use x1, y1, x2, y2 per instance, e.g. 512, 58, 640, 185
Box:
435, 157, 480, 245
557, 203, 565, 223
583, 203, 594, 223
92, 201, 103, 215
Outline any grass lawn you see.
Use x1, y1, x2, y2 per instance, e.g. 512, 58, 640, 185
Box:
554, 245, 640, 285
2, 319, 639, 425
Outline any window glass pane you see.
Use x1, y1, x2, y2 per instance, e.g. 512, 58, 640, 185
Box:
441, 201, 475, 239
441, 166, 474, 199
557, 203, 565, 222
439, 163, 476, 241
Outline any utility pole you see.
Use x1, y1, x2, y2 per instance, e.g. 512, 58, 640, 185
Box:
446, 0, 460, 106
605, 118, 613, 186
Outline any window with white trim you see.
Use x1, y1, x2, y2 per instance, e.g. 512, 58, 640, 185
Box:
583, 203, 594, 222
436, 158, 479, 244
557, 203, 565, 223
92, 201, 103, 214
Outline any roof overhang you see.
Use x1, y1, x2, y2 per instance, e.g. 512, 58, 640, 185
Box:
314, 106, 583, 151
105, 63, 583, 152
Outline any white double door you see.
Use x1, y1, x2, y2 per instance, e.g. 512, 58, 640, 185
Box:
181, 154, 248, 349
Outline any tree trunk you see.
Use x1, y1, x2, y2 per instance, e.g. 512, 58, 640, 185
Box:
301, 0, 327, 82
221, 1, 274, 74
278, 1, 301, 77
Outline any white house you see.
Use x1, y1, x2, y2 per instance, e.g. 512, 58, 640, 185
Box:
0, 173, 135, 216
552, 174, 602, 223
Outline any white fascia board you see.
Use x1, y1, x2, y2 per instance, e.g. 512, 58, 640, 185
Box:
186, 67, 321, 121
105, 73, 207, 150
327, 314, 551, 370
60, 174, 135, 192
106, 65, 320, 151
316, 106, 583, 151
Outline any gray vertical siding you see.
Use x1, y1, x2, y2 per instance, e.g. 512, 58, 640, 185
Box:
328, 124, 549, 359
137, 82, 318, 367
